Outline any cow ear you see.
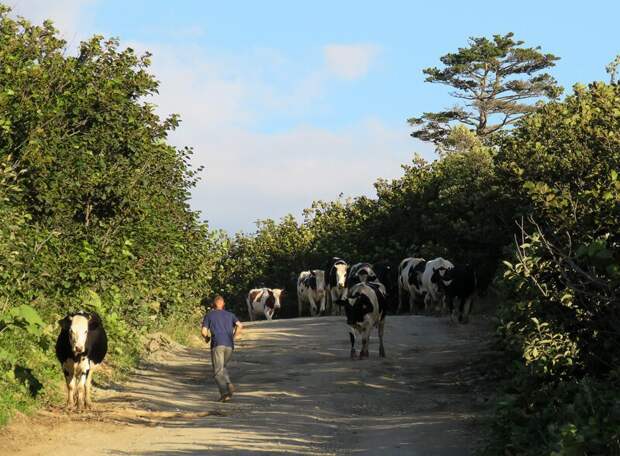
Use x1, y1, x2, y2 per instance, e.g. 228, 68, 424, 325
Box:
88, 313, 100, 330
58, 316, 71, 330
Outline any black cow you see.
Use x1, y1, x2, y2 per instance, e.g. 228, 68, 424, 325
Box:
373, 260, 397, 311
435, 264, 477, 323
55, 312, 108, 410
339, 281, 387, 359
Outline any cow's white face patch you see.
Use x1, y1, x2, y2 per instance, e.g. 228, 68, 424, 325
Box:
335, 264, 347, 288
70, 315, 89, 355
272, 289, 283, 308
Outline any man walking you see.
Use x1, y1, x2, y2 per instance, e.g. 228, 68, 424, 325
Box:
201, 295, 243, 402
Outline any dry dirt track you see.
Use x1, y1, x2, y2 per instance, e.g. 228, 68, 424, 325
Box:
2, 315, 494, 455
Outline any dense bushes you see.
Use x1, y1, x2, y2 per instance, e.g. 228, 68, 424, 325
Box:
0, 8, 218, 424
214, 134, 514, 315
1, 8, 618, 452
486, 82, 620, 454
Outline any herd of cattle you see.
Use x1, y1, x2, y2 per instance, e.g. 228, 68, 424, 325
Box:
247, 256, 477, 360
54, 256, 475, 410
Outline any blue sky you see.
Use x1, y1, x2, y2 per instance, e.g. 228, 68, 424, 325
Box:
12, 0, 620, 232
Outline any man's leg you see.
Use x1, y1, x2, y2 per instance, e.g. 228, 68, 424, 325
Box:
221, 347, 234, 397
211, 346, 229, 398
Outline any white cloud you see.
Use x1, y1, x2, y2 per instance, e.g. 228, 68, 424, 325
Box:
10, 0, 97, 46
186, 121, 430, 233
140, 43, 433, 232
5, 3, 427, 232
324, 44, 380, 80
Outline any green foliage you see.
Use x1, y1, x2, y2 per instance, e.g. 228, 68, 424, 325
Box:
408, 32, 562, 153
1, 13, 617, 454
0, 6, 221, 424
484, 81, 620, 455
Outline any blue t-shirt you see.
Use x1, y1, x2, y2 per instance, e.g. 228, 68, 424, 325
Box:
202, 309, 239, 349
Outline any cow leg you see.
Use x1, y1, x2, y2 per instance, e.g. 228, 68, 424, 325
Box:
325, 290, 331, 316
298, 297, 303, 318
265, 308, 273, 320
76, 372, 86, 411
397, 285, 403, 314
84, 364, 94, 409
62, 361, 76, 410
424, 293, 432, 314
448, 296, 458, 324
359, 330, 370, 359
309, 297, 317, 317
319, 294, 326, 316
409, 291, 416, 315
349, 329, 357, 359
66, 375, 77, 410
247, 302, 254, 321
461, 296, 471, 324
378, 319, 386, 358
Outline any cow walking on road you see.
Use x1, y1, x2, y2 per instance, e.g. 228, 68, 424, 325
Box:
55, 312, 108, 410
435, 264, 477, 323
297, 270, 326, 317
421, 257, 455, 313
339, 281, 387, 359
397, 257, 426, 314
325, 257, 349, 315
246, 288, 284, 321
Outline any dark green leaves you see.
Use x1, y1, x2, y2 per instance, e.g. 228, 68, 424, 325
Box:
409, 33, 562, 154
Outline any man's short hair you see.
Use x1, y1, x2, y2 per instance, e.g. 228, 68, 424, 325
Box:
213, 295, 225, 305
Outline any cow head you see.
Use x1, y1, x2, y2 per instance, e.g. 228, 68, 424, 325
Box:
272, 288, 284, 309
331, 261, 348, 289
431, 267, 453, 292
60, 312, 99, 356
342, 288, 374, 326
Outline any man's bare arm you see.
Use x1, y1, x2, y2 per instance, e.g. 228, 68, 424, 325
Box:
234, 321, 243, 339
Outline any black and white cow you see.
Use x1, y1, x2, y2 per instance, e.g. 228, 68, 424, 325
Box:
435, 264, 477, 323
247, 288, 284, 321
421, 257, 454, 313
346, 262, 376, 288
339, 281, 387, 359
397, 257, 426, 314
55, 312, 108, 410
297, 270, 326, 317
325, 257, 349, 315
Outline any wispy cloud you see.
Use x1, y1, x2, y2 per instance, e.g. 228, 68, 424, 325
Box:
9, 4, 428, 232
10, 0, 97, 47
324, 44, 381, 80
142, 44, 429, 232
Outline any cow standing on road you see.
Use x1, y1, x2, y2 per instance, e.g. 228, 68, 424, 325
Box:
435, 264, 477, 323
372, 260, 397, 311
421, 257, 455, 313
246, 288, 284, 321
339, 281, 387, 359
55, 312, 108, 410
325, 257, 349, 315
398, 257, 426, 314
297, 270, 326, 317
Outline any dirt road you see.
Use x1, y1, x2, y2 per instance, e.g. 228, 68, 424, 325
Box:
2, 315, 494, 455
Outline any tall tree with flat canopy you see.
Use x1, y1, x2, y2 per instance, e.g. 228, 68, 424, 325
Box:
409, 33, 562, 154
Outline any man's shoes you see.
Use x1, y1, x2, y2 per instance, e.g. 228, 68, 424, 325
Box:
227, 383, 235, 397
220, 394, 231, 402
